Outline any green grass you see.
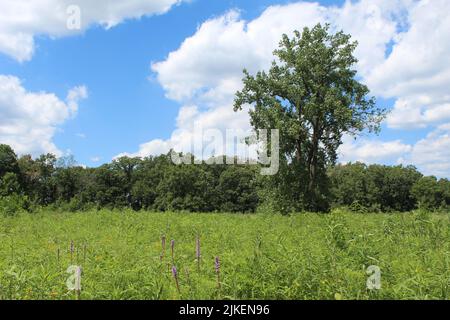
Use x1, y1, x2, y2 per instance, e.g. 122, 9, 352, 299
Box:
0, 209, 449, 300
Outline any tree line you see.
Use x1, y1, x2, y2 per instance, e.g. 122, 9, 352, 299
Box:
2, 24, 449, 215
1, 143, 449, 216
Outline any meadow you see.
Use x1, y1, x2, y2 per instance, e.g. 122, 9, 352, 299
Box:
0, 209, 449, 300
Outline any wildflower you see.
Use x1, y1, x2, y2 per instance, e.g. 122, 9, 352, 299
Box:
215, 256, 221, 289
172, 265, 177, 277
172, 266, 180, 294
215, 256, 220, 273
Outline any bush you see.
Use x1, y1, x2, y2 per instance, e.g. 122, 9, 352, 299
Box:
0, 194, 29, 217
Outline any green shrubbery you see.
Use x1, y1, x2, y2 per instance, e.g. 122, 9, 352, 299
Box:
0, 194, 29, 217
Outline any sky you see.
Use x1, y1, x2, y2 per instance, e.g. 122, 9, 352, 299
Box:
0, 0, 449, 177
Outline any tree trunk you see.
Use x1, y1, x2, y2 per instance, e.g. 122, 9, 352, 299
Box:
308, 121, 320, 210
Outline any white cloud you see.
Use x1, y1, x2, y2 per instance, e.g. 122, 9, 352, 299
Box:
403, 124, 450, 177
151, 0, 411, 103
338, 135, 412, 164
90, 156, 101, 163
0, 0, 185, 61
364, 0, 450, 129
0, 75, 87, 156
388, 96, 450, 129
116, 139, 171, 159
121, 0, 450, 176
126, 0, 405, 159
340, 124, 450, 178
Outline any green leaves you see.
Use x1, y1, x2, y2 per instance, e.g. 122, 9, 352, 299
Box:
0, 144, 19, 178
234, 24, 387, 212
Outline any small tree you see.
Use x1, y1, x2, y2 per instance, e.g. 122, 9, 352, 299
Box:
234, 24, 386, 212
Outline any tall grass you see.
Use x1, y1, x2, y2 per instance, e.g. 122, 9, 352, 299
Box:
0, 209, 449, 300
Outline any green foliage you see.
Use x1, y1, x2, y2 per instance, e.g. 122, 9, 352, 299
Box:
0, 144, 19, 178
17, 154, 57, 206
330, 163, 423, 212
412, 176, 450, 211
218, 166, 259, 213
234, 24, 386, 212
0, 142, 447, 214
155, 163, 217, 212
1, 210, 450, 300
0, 172, 21, 196
0, 194, 28, 217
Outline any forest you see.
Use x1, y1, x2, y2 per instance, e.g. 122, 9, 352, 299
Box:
1, 143, 449, 217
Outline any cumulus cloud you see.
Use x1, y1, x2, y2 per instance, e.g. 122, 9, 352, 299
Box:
0, 0, 185, 61
151, 0, 412, 104
125, 0, 405, 158
365, 0, 450, 129
339, 125, 450, 178
402, 124, 450, 177
125, 1, 403, 156
0, 75, 87, 156
120, 0, 450, 176
338, 135, 412, 164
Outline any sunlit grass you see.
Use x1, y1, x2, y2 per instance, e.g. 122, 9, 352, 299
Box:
0, 209, 449, 300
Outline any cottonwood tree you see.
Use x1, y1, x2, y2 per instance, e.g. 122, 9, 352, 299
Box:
234, 24, 386, 212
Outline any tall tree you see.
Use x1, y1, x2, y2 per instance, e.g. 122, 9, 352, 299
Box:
234, 24, 386, 212
0, 144, 19, 178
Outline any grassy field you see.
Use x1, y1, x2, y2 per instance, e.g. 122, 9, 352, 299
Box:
0, 209, 449, 300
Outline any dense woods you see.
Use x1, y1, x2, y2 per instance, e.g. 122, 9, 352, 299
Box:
1, 143, 449, 216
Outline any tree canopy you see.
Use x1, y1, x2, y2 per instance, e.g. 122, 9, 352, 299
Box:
234, 24, 386, 212
0, 144, 449, 216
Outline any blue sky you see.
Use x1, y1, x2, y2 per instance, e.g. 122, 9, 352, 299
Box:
0, 0, 449, 177
1, 0, 333, 165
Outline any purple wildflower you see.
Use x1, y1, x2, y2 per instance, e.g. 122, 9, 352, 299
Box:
172, 266, 178, 278
172, 266, 180, 294
215, 256, 220, 273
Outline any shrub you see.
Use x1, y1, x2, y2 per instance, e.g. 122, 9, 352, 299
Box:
0, 194, 29, 217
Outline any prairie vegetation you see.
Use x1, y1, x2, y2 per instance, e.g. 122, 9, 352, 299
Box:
0, 210, 449, 300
